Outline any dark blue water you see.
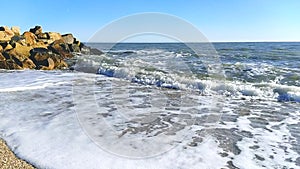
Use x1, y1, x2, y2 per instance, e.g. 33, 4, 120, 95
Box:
83, 42, 300, 102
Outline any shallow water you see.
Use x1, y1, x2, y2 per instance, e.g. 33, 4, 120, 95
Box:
0, 42, 299, 169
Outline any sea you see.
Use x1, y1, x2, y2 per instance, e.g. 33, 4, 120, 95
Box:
0, 42, 299, 169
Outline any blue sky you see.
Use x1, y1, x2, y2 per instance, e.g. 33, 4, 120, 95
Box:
1, 0, 299, 42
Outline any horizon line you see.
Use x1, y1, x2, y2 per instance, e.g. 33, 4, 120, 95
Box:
84, 41, 300, 43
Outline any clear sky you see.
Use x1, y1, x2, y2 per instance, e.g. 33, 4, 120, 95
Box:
0, 0, 299, 42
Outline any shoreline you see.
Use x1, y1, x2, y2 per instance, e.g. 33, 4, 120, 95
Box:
0, 138, 35, 169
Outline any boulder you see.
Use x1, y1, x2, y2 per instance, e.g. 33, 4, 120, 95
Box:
62, 34, 74, 44
40, 58, 55, 70
23, 32, 37, 46
51, 54, 68, 69
0, 52, 5, 61
11, 26, 20, 36
7, 43, 33, 61
30, 48, 52, 62
0, 31, 11, 42
0, 25, 92, 70
49, 39, 73, 58
10, 36, 26, 46
48, 32, 62, 41
0, 26, 14, 36
1, 42, 14, 51
0, 60, 9, 69
5, 59, 23, 69
1, 53, 23, 70
80, 44, 103, 55
29, 48, 59, 70
22, 58, 36, 69
33, 41, 49, 49
68, 44, 81, 53
37, 39, 53, 45
0, 53, 9, 69
37, 32, 49, 39
29, 26, 42, 36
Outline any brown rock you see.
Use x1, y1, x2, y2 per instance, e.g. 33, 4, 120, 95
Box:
0, 61, 9, 69
7, 43, 33, 61
0, 31, 11, 42
51, 55, 68, 69
29, 26, 42, 36
10, 36, 26, 46
40, 58, 55, 70
0, 26, 14, 36
0, 42, 15, 51
62, 34, 74, 44
49, 39, 73, 58
69, 43, 81, 53
30, 48, 56, 70
11, 26, 21, 36
37, 32, 49, 39
48, 32, 62, 41
32, 41, 48, 49
0, 45, 3, 53
3, 43, 14, 51
5, 58, 23, 70
23, 32, 37, 46
30, 48, 51, 61
22, 58, 36, 69
0, 52, 5, 61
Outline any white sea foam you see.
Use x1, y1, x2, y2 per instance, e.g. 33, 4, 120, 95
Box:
0, 68, 299, 169
0, 71, 228, 169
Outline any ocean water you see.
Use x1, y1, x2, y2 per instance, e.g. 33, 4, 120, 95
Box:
0, 42, 299, 169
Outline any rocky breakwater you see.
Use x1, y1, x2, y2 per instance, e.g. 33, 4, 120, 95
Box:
0, 26, 100, 70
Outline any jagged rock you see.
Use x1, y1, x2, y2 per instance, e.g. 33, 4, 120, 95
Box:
29, 26, 42, 36
0, 25, 103, 70
81, 44, 103, 55
0, 26, 14, 36
39, 58, 55, 70
30, 48, 50, 61
23, 32, 37, 46
30, 48, 53, 70
49, 39, 73, 58
0, 42, 14, 51
48, 32, 62, 41
0, 52, 5, 61
33, 41, 49, 49
0, 31, 11, 42
62, 34, 74, 44
51, 55, 68, 69
90, 48, 103, 55
68, 44, 81, 53
0, 62, 7, 69
10, 36, 26, 46
1, 53, 23, 70
11, 26, 20, 36
22, 58, 36, 69
29, 48, 67, 70
37, 33, 49, 39
7, 43, 32, 61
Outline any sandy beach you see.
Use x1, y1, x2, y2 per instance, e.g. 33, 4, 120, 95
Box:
0, 138, 34, 169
